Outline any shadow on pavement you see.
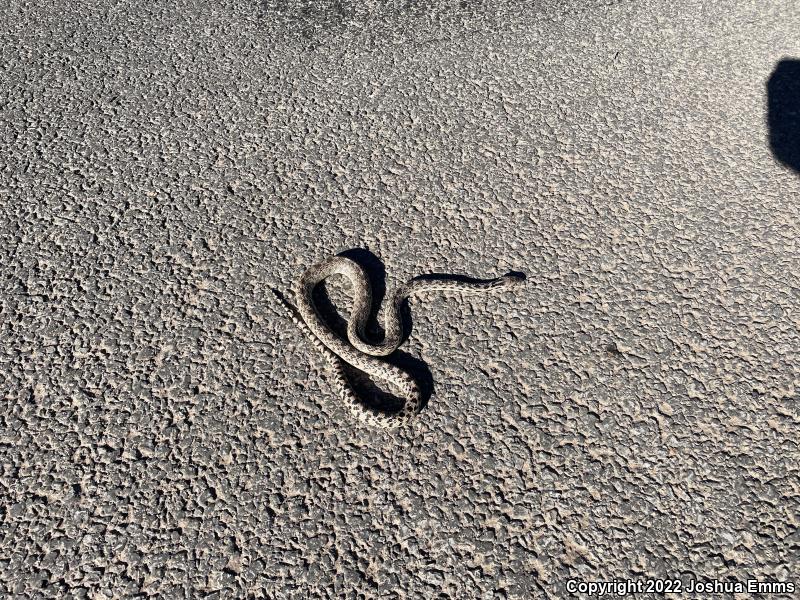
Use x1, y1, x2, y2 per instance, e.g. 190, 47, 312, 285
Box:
312, 248, 436, 413
767, 59, 800, 173
293, 248, 524, 419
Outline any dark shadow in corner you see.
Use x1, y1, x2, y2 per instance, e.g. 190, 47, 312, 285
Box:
767, 59, 800, 173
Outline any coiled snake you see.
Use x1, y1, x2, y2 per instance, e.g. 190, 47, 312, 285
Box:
272, 255, 524, 428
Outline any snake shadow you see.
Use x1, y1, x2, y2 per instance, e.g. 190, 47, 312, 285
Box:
310, 249, 433, 413
328, 249, 525, 416
338, 247, 525, 341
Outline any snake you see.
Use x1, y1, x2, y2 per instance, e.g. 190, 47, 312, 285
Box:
272, 255, 524, 428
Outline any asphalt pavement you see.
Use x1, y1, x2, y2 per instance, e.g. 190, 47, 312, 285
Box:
1, 0, 799, 597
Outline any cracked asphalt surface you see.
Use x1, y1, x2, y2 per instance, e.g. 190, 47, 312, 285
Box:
2, 0, 799, 597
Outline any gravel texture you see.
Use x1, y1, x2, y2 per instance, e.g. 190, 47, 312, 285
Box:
1, 0, 799, 598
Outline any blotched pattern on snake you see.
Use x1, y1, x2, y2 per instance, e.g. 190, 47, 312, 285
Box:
272, 255, 524, 428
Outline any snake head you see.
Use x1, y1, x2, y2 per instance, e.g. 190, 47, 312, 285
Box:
500, 272, 526, 287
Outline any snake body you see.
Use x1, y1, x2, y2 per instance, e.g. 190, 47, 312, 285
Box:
273, 255, 523, 428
